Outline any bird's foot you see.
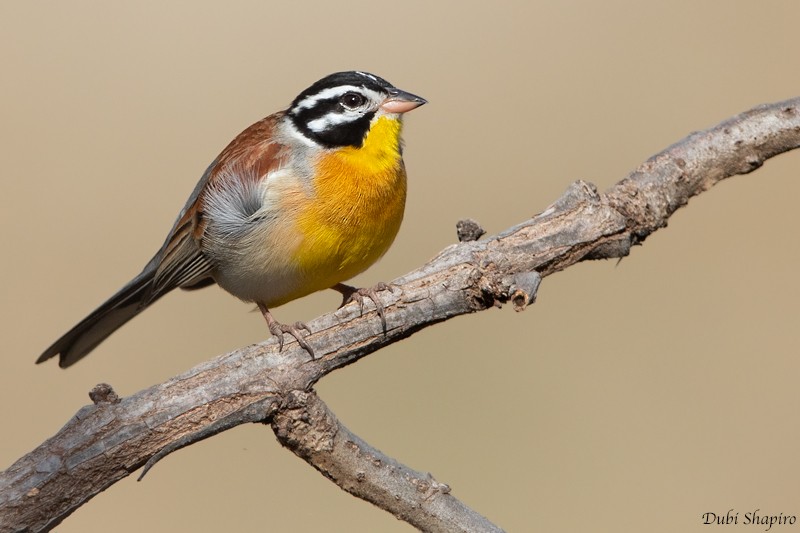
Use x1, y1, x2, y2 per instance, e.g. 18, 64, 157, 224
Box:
258, 304, 314, 358
332, 282, 395, 333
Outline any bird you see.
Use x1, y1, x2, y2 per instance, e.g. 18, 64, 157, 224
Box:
37, 71, 426, 368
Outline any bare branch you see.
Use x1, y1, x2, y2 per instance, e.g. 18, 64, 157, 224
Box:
1, 98, 799, 533
272, 391, 504, 533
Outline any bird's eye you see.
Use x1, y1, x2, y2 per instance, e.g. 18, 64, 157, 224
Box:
340, 92, 366, 109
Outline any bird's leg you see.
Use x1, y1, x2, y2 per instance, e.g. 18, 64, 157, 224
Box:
257, 303, 314, 357
331, 282, 394, 333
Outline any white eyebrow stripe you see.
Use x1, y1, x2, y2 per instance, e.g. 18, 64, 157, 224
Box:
294, 85, 362, 111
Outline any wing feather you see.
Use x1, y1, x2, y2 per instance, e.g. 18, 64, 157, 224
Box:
38, 112, 290, 366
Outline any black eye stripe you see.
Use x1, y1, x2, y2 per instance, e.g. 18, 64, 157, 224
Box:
290, 102, 376, 148
292, 87, 377, 116
293, 96, 353, 125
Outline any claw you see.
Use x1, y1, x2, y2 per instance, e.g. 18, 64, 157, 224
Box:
332, 282, 394, 333
257, 304, 314, 358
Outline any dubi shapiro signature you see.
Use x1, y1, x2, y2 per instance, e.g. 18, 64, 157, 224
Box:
702, 509, 796, 531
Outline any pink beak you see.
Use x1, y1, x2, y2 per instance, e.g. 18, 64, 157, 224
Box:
380, 88, 427, 114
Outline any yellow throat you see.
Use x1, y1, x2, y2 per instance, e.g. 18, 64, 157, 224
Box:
294, 116, 408, 290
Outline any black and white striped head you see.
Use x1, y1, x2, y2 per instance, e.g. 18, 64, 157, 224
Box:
287, 71, 426, 148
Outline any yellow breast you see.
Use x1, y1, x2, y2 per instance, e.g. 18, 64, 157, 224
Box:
292, 116, 407, 292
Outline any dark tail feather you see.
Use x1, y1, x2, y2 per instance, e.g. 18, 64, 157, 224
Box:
37, 264, 165, 368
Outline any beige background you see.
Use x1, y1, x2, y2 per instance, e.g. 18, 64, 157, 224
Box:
2, 2, 799, 532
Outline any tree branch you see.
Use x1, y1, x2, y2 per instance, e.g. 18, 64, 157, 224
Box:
272, 391, 504, 533
1, 98, 798, 533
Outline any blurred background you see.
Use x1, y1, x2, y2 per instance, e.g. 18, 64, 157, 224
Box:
1, 2, 798, 532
